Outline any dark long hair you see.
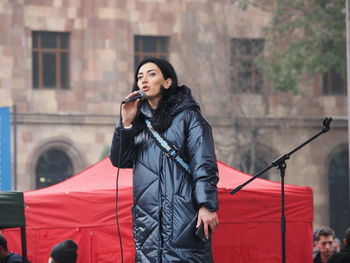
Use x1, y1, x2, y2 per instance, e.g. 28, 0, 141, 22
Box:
132, 58, 186, 133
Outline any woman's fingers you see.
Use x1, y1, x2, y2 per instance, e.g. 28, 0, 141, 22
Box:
209, 220, 218, 232
204, 222, 210, 239
121, 91, 142, 126
196, 216, 202, 228
197, 206, 219, 239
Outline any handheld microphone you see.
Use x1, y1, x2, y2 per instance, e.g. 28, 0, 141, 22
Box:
121, 90, 147, 104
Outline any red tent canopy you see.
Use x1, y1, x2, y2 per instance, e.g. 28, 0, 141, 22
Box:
2, 158, 313, 263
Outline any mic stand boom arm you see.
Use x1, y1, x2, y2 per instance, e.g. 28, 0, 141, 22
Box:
229, 117, 332, 263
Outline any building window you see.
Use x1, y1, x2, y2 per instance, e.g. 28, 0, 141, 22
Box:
32, 31, 70, 89
35, 149, 73, 189
230, 38, 264, 93
134, 36, 169, 69
328, 146, 349, 237
238, 144, 277, 181
323, 68, 347, 95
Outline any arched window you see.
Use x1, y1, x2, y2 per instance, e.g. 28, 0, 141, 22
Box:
238, 144, 278, 181
328, 146, 350, 237
35, 149, 73, 189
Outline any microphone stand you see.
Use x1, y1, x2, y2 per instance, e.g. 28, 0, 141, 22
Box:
230, 117, 333, 263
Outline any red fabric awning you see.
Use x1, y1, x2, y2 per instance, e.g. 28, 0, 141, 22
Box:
2, 158, 313, 263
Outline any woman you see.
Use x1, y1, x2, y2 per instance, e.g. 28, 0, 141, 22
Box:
110, 58, 219, 262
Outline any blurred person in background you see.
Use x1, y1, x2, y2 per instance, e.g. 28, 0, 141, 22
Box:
48, 239, 77, 263
334, 237, 342, 253
0, 234, 23, 263
328, 227, 350, 263
313, 226, 337, 263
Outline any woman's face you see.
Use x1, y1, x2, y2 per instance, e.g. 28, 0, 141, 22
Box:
137, 62, 172, 105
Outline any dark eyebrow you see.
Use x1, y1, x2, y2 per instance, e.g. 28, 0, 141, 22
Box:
137, 69, 156, 76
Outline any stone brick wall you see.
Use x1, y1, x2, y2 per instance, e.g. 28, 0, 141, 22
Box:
0, 0, 347, 230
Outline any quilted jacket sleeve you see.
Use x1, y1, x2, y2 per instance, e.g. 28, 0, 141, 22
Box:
109, 122, 135, 168
186, 110, 219, 212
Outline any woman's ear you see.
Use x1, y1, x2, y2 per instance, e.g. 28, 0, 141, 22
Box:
163, 78, 173, 89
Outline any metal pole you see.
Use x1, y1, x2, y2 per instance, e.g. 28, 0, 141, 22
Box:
346, 0, 350, 216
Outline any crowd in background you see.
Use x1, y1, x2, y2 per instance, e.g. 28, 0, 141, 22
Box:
0, 235, 77, 263
313, 226, 350, 263
1, 225, 349, 262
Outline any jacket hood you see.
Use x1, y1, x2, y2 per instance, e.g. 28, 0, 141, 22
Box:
139, 85, 199, 119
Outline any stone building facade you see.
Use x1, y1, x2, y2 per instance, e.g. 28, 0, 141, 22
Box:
0, 0, 348, 236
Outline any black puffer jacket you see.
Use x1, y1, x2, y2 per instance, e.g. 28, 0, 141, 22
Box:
110, 88, 219, 262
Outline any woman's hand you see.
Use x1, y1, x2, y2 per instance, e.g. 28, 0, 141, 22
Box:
121, 91, 142, 127
196, 206, 219, 239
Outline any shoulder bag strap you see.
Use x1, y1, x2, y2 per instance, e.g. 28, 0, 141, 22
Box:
145, 119, 191, 174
